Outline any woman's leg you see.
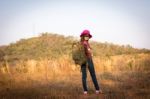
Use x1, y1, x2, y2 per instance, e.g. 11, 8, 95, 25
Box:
87, 58, 100, 90
81, 63, 88, 91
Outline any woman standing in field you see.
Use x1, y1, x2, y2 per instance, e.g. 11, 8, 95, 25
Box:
80, 30, 102, 95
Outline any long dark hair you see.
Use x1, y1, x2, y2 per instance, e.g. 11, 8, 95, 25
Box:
80, 36, 85, 42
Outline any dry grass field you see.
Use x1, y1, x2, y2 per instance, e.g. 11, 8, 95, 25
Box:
0, 53, 150, 99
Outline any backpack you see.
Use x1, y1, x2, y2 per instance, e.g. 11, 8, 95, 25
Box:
72, 42, 87, 65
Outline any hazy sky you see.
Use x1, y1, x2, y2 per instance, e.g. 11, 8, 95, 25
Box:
0, 0, 150, 49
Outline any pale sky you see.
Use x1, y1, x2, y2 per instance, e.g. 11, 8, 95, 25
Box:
0, 0, 150, 49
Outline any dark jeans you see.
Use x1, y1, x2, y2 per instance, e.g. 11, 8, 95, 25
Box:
81, 58, 100, 91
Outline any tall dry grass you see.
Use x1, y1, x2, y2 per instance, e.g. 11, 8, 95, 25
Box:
0, 53, 150, 99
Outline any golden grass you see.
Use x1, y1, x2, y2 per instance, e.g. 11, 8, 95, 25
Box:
0, 53, 150, 99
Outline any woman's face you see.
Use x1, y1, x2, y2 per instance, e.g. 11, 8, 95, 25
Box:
84, 36, 90, 41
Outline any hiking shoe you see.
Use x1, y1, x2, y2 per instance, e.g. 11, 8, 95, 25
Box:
96, 90, 103, 94
83, 91, 88, 95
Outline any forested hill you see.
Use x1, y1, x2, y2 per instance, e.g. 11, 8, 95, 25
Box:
0, 33, 149, 61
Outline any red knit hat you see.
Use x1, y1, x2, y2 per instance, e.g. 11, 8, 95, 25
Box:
80, 30, 92, 38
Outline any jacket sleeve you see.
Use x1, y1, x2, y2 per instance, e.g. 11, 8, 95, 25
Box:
82, 42, 93, 57
82, 42, 89, 56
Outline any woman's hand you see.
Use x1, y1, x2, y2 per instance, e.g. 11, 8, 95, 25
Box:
88, 48, 93, 57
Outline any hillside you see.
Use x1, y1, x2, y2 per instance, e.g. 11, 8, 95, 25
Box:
0, 32, 149, 62
0, 33, 150, 99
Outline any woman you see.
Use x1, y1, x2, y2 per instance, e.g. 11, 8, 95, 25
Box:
80, 30, 102, 95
